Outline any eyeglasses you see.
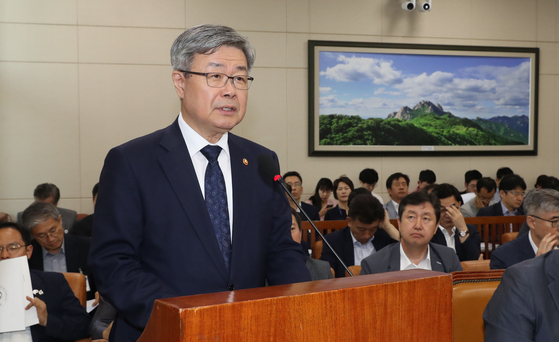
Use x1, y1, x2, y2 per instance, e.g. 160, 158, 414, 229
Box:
531, 215, 559, 228
34, 225, 61, 240
505, 190, 526, 198
0, 243, 26, 255
286, 182, 302, 188
179, 70, 254, 90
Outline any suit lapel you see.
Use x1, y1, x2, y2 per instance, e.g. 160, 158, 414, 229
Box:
64, 235, 79, 272
518, 233, 536, 258
342, 228, 355, 266
546, 252, 559, 315
388, 243, 400, 271
429, 244, 445, 272
158, 121, 229, 282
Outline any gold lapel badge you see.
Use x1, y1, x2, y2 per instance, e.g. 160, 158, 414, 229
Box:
243, 158, 248, 165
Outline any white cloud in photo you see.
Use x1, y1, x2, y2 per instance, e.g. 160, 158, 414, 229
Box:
320, 55, 403, 85
319, 87, 332, 93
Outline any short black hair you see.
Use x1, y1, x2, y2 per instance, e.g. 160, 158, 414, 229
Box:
92, 182, 99, 197
464, 170, 482, 184
385, 172, 410, 190
0, 222, 32, 245
348, 194, 385, 224
33, 183, 60, 204
359, 168, 379, 184
496, 167, 514, 180
477, 177, 497, 193
398, 192, 441, 223
290, 207, 302, 231
332, 176, 354, 200
431, 183, 461, 204
499, 174, 526, 192
419, 170, 436, 184
283, 171, 302, 184
534, 175, 559, 190
348, 188, 371, 207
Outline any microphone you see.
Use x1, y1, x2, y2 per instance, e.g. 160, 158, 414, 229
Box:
257, 154, 354, 277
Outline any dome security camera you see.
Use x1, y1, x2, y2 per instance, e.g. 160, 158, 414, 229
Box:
419, 0, 431, 11
402, 0, 416, 10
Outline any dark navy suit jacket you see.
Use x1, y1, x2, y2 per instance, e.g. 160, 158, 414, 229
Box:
299, 202, 320, 221
29, 270, 91, 342
430, 224, 481, 261
484, 250, 559, 341
320, 226, 397, 278
490, 231, 535, 269
28, 234, 96, 300
477, 201, 525, 217
324, 205, 347, 221
89, 120, 310, 341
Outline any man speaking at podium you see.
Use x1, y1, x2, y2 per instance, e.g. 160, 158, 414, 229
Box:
89, 24, 311, 342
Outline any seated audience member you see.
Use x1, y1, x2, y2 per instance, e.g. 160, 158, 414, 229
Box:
534, 175, 559, 190
22, 202, 97, 300
90, 296, 116, 341
0, 222, 91, 342
430, 184, 481, 261
284, 184, 311, 256
492, 167, 514, 203
321, 194, 399, 278
383, 172, 410, 219
71, 183, 98, 237
414, 169, 436, 192
283, 171, 320, 221
460, 177, 497, 218
483, 249, 559, 341
17, 183, 78, 233
324, 176, 354, 221
359, 168, 383, 204
477, 174, 526, 218
0, 212, 11, 222
361, 192, 462, 275
290, 208, 333, 280
490, 189, 559, 269
461, 170, 482, 194
306, 178, 337, 221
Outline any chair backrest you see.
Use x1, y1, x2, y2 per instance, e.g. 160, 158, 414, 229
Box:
62, 272, 87, 308
313, 240, 324, 259
76, 213, 88, 220
346, 265, 361, 277
501, 232, 518, 244
464, 216, 525, 259
460, 260, 490, 272
452, 270, 504, 342
302, 220, 347, 258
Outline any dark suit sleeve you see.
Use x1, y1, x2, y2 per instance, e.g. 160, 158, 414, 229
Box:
483, 266, 537, 342
360, 258, 373, 275
489, 249, 507, 269
89, 147, 179, 330
40, 272, 91, 340
90, 296, 117, 340
450, 252, 463, 272
477, 206, 490, 217
456, 224, 481, 261
319, 231, 346, 278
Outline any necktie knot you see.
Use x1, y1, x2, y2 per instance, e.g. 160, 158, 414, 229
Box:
201, 145, 222, 163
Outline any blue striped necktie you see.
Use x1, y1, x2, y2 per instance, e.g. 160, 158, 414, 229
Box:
200, 145, 232, 270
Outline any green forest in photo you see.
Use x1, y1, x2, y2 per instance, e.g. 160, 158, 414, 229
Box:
319, 101, 529, 146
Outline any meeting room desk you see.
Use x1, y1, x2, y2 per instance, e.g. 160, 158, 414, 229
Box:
137, 269, 452, 342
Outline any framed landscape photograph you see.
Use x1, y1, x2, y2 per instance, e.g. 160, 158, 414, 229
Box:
308, 40, 539, 156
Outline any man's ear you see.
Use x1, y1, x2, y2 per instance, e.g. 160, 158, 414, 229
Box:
526, 215, 537, 230
172, 71, 186, 99
500, 189, 506, 198
26, 244, 33, 260
346, 216, 352, 227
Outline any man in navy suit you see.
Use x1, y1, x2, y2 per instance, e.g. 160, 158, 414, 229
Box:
0, 222, 91, 342
477, 174, 526, 217
321, 194, 399, 277
89, 24, 310, 342
361, 192, 462, 275
430, 184, 481, 261
383, 172, 409, 219
484, 249, 559, 341
283, 171, 320, 221
490, 188, 559, 269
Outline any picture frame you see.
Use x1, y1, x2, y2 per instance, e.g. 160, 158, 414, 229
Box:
308, 40, 539, 157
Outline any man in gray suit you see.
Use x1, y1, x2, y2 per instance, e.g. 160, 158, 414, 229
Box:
290, 208, 333, 281
361, 191, 462, 274
17, 183, 77, 233
383, 172, 409, 219
460, 177, 496, 218
484, 249, 559, 341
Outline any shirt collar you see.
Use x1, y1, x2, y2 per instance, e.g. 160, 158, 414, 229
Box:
177, 113, 230, 158
400, 243, 431, 270
41, 238, 65, 258
528, 231, 539, 255
438, 225, 456, 237
500, 201, 517, 216
350, 231, 375, 247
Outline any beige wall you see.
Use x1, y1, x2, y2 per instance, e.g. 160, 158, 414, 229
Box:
1, 0, 558, 219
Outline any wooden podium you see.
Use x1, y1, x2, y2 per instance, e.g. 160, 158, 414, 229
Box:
137, 270, 452, 342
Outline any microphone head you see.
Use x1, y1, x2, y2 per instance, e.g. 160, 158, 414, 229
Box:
257, 154, 281, 182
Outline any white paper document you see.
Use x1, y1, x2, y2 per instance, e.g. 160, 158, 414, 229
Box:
0, 257, 39, 333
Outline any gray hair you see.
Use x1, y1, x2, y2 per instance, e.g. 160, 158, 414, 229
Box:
523, 188, 559, 216
170, 24, 256, 72
21, 202, 61, 232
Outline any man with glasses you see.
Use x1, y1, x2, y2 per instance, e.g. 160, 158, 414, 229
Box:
0, 222, 90, 341
89, 24, 310, 341
490, 189, 559, 269
477, 174, 526, 218
283, 171, 320, 221
460, 177, 497, 218
21, 202, 97, 301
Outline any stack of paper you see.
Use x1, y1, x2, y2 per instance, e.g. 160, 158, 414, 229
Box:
0, 256, 39, 333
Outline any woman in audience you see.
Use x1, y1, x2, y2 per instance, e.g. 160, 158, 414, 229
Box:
306, 178, 337, 221
324, 176, 354, 221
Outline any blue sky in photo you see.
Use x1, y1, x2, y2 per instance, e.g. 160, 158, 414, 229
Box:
318, 50, 532, 120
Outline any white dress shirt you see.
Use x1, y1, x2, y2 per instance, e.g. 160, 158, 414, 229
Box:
350, 233, 376, 267
391, 200, 399, 213
528, 231, 539, 255
438, 226, 456, 252
400, 244, 432, 271
178, 114, 234, 240
42, 240, 67, 272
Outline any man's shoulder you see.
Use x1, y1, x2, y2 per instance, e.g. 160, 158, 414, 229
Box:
477, 202, 500, 216
361, 243, 397, 268
65, 233, 91, 246
30, 269, 66, 285
430, 242, 459, 258
58, 207, 78, 216
228, 132, 272, 154
324, 226, 350, 244
491, 232, 530, 258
